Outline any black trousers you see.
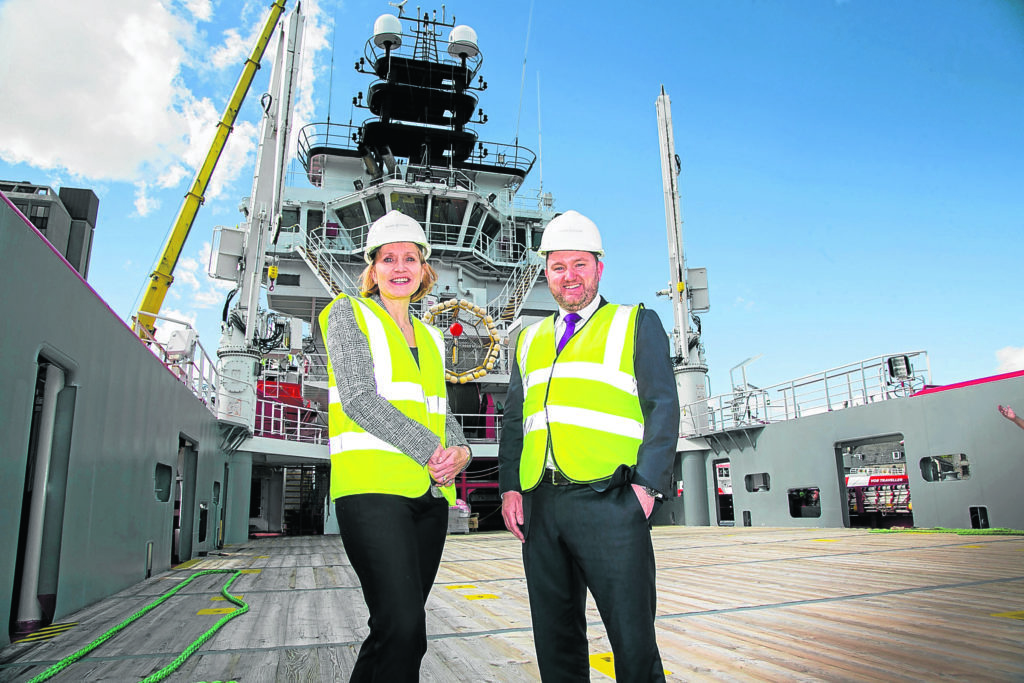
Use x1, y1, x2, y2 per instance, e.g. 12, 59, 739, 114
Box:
523, 482, 665, 682
336, 491, 449, 682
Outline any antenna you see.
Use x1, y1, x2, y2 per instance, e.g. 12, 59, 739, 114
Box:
513, 0, 535, 144
326, 18, 337, 125
536, 72, 543, 193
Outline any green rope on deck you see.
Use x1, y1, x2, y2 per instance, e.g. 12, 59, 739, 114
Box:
869, 527, 1024, 535
26, 569, 248, 683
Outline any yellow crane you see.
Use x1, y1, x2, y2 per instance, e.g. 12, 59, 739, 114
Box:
133, 0, 288, 338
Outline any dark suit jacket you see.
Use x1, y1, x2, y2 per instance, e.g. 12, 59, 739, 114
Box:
498, 298, 680, 496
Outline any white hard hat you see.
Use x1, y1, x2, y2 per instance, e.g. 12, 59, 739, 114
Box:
364, 210, 431, 264
537, 210, 604, 257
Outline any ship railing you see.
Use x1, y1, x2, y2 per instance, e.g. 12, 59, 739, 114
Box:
472, 230, 527, 267
136, 312, 219, 414
254, 397, 328, 444
307, 214, 526, 270
465, 141, 537, 177
363, 27, 484, 85
249, 407, 501, 446
301, 230, 362, 295
486, 250, 544, 325
303, 352, 329, 384
683, 351, 930, 437
452, 412, 503, 445
297, 122, 360, 179
509, 187, 556, 214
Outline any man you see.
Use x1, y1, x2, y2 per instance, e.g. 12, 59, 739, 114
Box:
498, 210, 679, 682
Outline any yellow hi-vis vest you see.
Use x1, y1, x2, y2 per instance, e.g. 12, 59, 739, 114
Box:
318, 294, 454, 504
516, 303, 644, 490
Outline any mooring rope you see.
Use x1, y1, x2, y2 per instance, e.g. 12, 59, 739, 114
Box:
26, 568, 247, 683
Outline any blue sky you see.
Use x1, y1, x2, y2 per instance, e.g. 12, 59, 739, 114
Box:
1, 0, 1021, 392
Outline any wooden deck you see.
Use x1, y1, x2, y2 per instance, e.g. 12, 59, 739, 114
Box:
2, 527, 1023, 682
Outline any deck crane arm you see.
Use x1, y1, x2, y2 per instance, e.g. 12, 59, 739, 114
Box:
133, 0, 288, 338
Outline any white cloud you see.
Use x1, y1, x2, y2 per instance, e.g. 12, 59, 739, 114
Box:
183, 0, 214, 22
133, 182, 160, 217
0, 0, 190, 179
211, 28, 249, 70
996, 346, 1024, 373
158, 165, 189, 190
0, 0, 265, 197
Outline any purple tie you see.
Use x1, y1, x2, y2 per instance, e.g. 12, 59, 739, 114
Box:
557, 313, 582, 353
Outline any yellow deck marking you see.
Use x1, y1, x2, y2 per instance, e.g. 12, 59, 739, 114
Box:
197, 608, 238, 615
959, 545, 984, 549
812, 539, 839, 543
991, 610, 1024, 620
240, 568, 261, 574
13, 623, 77, 643
446, 584, 476, 590
173, 558, 204, 570
211, 595, 244, 601
465, 594, 499, 600
589, 652, 671, 678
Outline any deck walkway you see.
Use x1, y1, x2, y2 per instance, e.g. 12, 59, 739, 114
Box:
2, 527, 1023, 681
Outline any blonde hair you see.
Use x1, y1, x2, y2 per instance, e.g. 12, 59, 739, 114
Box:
359, 251, 438, 303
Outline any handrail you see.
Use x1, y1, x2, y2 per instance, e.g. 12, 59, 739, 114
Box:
135, 313, 219, 413
682, 351, 931, 437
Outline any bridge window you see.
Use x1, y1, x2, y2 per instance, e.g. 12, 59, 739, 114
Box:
366, 194, 386, 222
481, 212, 501, 240
390, 193, 427, 223
336, 202, 366, 230
919, 453, 970, 482
430, 197, 467, 247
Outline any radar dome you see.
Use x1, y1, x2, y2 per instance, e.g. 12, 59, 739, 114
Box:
373, 14, 403, 49
447, 25, 479, 59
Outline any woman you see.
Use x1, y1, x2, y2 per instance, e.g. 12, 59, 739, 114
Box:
319, 210, 471, 681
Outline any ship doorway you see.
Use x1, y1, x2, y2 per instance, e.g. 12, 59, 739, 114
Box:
837, 434, 912, 529
12, 359, 76, 638
713, 459, 734, 526
283, 465, 329, 535
172, 438, 198, 564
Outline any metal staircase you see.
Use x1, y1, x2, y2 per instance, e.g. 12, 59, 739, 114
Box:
488, 252, 544, 325
295, 230, 361, 297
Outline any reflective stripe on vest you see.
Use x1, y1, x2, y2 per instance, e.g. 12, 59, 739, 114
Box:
318, 294, 453, 503
516, 304, 643, 489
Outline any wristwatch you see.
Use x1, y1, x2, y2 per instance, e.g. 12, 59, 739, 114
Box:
642, 486, 663, 500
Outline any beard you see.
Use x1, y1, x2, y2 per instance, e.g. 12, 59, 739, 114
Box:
550, 279, 599, 312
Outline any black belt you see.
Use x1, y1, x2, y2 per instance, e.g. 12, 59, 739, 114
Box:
542, 469, 580, 486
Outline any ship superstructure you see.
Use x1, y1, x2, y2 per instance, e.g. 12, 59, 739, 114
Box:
208, 6, 560, 529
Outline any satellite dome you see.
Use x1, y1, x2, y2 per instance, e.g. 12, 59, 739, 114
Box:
373, 14, 403, 49
447, 25, 479, 59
